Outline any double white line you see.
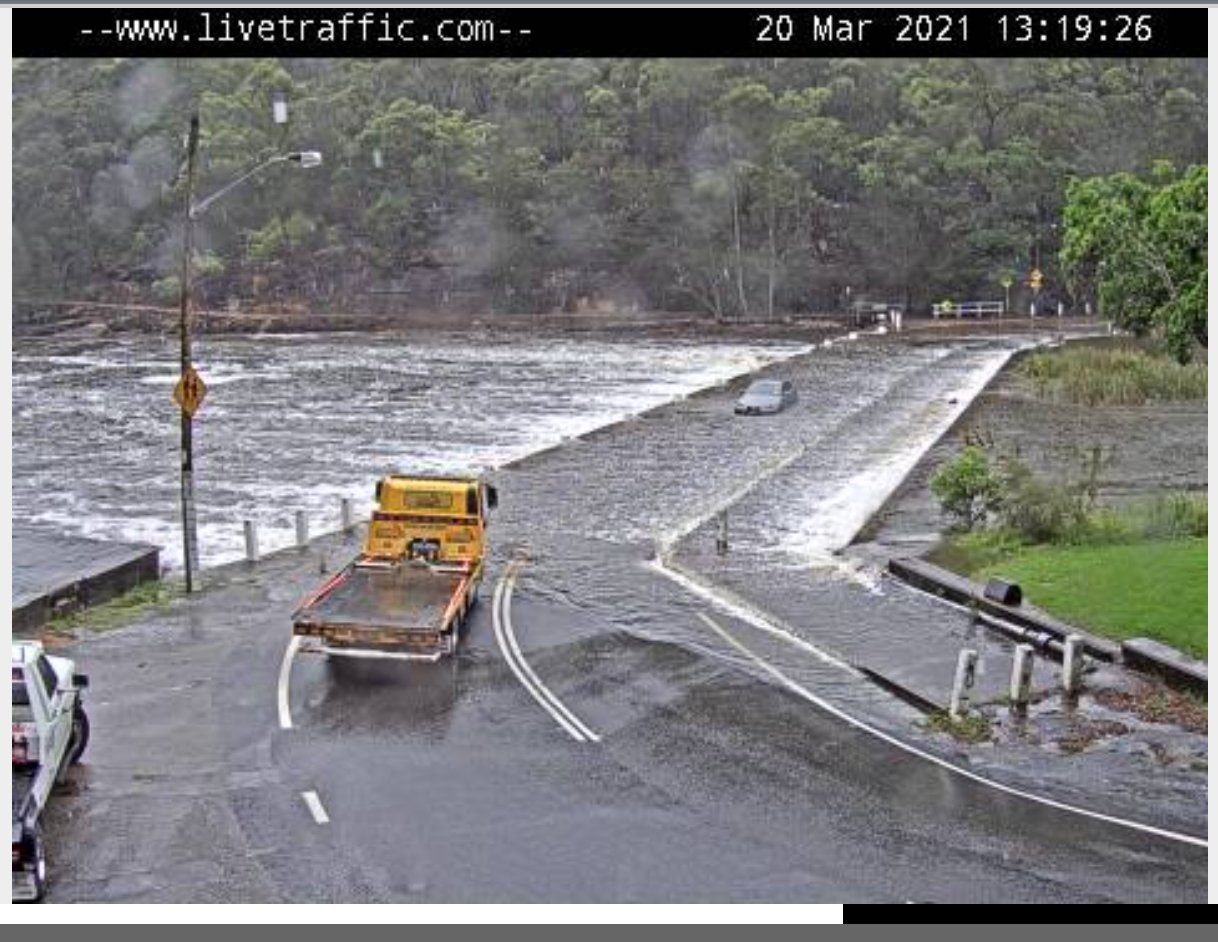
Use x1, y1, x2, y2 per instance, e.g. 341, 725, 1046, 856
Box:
492, 562, 600, 744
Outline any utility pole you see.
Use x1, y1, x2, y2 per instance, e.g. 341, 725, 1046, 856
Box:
179, 114, 201, 593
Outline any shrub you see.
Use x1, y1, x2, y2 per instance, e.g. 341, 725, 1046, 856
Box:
997, 459, 1089, 544
1126, 492, 1208, 540
930, 447, 1003, 531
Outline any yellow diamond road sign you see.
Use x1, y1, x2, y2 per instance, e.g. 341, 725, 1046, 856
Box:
1029, 268, 1044, 290
174, 366, 208, 417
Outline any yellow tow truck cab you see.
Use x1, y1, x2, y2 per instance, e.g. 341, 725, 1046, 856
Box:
292, 474, 498, 660
364, 475, 495, 565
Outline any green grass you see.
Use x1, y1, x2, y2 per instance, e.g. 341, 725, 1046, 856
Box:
47, 580, 181, 634
976, 539, 1207, 659
1021, 343, 1207, 406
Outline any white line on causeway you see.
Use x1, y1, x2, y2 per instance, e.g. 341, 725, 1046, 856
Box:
695, 612, 1207, 849
492, 563, 600, 744
277, 635, 301, 730
301, 790, 330, 825
650, 556, 856, 674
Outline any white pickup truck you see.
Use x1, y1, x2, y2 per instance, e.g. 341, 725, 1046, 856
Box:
12, 641, 90, 902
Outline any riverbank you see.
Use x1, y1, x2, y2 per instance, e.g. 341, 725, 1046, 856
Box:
13, 296, 1106, 342
842, 336, 1205, 828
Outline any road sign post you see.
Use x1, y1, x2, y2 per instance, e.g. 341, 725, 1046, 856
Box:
178, 114, 201, 593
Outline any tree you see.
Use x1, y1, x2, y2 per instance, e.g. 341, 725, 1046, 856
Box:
1060, 164, 1207, 361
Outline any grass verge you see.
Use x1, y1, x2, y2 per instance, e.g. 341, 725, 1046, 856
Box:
975, 539, 1207, 659
47, 580, 182, 635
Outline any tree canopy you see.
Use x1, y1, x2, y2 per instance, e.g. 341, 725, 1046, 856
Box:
12, 57, 1208, 319
1060, 164, 1207, 361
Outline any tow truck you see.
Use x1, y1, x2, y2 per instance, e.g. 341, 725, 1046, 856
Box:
292, 474, 497, 661
12, 640, 90, 902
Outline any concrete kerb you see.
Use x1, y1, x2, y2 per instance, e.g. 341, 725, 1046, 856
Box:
887, 557, 1120, 663
1121, 638, 1208, 697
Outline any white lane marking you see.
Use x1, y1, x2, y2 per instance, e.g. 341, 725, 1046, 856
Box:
300, 790, 330, 825
277, 635, 301, 730
502, 567, 601, 743
492, 564, 599, 743
696, 612, 1207, 849
649, 556, 857, 674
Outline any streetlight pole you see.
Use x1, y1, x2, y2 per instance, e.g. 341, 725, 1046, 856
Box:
179, 113, 201, 593
174, 104, 321, 594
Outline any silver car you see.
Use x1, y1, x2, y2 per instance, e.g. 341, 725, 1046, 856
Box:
734, 379, 797, 415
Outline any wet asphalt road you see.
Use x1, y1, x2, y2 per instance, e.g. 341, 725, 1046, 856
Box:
38, 336, 1207, 903
44, 547, 1204, 903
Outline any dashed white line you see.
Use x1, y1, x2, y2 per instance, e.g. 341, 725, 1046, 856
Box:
696, 612, 1207, 849
493, 563, 600, 744
300, 790, 330, 825
277, 635, 301, 730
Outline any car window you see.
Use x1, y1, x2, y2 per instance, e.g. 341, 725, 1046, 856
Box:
35, 655, 59, 702
13, 678, 35, 722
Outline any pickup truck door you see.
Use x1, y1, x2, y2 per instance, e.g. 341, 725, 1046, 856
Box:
32, 655, 64, 763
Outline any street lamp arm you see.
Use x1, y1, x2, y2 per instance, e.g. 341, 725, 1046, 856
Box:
190, 151, 320, 219
190, 154, 291, 219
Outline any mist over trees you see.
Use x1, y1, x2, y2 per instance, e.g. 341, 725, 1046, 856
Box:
12, 57, 1207, 319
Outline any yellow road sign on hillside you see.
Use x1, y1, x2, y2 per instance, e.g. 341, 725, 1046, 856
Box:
173, 366, 208, 417
1028, 268, 1044, 290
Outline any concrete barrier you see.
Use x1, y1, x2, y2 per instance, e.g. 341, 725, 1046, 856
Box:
1121, 638, 1208, 696
887, 557, 1120, 662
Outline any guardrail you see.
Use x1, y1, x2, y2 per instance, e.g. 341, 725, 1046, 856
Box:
932, 300, 1006, 319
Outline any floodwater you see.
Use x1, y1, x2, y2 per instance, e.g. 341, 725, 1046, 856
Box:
12, 330, 811, 569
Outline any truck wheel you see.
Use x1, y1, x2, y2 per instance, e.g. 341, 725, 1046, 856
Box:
68, 707, 90, 765
20, 824, 48, 902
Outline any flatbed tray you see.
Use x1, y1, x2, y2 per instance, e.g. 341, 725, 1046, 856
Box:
293, 562, 466, 633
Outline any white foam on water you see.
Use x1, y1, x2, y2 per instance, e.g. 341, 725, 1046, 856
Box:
773, 347, 1022, 567
14, 334, 814, 572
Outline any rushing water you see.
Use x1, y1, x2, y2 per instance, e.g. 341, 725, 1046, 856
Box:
12, 331, 812, 569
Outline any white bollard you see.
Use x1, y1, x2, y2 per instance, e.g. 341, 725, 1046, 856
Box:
243, 520, 259, 562
1062, 634, 1085, 696
949, 648, 979, 719
295, 510, 309, 549
340, 498, 354, 532
1010, 644, 1035, 711
1057, 301, 1064, 318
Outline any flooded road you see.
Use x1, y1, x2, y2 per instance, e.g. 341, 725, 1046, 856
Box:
23, 326, 1204, 902
13, 331, 808, 568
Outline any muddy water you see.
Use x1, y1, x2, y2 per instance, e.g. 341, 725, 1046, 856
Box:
12, 331, 810, 569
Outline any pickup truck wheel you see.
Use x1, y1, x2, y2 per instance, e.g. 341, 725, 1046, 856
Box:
18, 825, 47, 903
68, 708, 90, 765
